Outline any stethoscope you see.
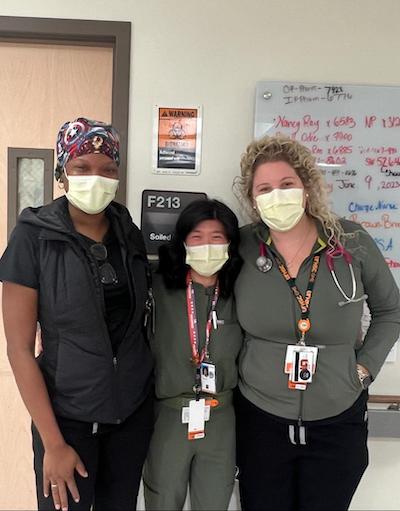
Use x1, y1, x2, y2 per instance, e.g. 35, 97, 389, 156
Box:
256, 241, 368, 307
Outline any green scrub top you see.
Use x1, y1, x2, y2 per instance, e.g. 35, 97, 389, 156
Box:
150, 272, 243, 399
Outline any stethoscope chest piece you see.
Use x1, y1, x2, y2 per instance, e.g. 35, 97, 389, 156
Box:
256, 255, 273, 273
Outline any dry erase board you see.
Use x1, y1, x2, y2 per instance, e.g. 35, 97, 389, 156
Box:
255, 81, 400, 395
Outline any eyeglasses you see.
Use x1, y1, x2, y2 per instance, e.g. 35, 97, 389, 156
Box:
89, 243, 119, 285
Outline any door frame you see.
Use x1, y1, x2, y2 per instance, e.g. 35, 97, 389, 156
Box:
0, 15, 130, 204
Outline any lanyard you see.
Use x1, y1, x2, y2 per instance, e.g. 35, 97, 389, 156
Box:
273, 253, 321, 344
186, 271, 220, 366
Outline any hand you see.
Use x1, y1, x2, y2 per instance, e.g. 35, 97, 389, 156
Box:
43, 443, 88, 511
356, 363, 372, 389
356, 363, 370, 377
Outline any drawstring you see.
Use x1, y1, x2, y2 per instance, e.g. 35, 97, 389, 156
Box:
288, 424, 307, 445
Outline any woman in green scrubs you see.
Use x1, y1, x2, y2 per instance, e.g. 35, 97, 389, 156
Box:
234, 134, 400, 511
143, 199, 243, 511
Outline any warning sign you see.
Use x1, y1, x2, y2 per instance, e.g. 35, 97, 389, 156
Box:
152, 106, 202, 175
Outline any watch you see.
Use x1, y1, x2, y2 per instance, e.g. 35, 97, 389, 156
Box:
356, 364, 373, 389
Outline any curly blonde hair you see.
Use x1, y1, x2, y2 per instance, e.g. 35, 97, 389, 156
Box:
234, 134, 344, 247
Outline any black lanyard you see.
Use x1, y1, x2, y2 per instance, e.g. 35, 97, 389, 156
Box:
273, 254, 321, 344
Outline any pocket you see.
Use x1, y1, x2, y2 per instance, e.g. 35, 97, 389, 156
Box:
303, 343, 364, 420
239, 338, 291, 403
54, 341, 111, 404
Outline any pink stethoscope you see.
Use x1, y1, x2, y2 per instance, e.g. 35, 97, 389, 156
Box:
257, 241, 368, 307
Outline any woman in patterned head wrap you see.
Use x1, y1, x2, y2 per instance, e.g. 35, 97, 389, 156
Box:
0, 117, 154, 511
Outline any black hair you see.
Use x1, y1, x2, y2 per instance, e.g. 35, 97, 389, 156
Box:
158, 199, 242, 298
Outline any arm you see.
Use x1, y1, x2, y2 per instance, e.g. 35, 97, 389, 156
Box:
3, 282, 87, 510
355, 231, 400, 379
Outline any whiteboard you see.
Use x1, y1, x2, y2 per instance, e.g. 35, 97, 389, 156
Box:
255, 81, 400, 395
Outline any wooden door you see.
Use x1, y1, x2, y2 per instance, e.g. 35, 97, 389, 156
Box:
0, 40, 113, 510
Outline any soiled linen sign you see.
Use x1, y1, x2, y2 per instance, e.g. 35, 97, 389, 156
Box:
152, 106, 202, 175
141, 189, 207, 255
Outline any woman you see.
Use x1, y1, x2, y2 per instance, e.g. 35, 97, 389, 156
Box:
0, 118, 154, 511
143, 199, 243, 511
234, 134, 400, 511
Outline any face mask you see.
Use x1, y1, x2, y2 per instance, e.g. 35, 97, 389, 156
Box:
185, 243, 229, 277
64, 168, 119, 214
255, 188, 305, 232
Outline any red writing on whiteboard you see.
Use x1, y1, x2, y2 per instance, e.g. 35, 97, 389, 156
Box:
365, 115, 377, 128
380, 180, 400, 189
327, 146, 353, 155
382, 116, 400, 128
274, 116, 300, 135
359, 146, 398, 155
311, 145, 323, 155
332, 132, 353, 141
364, 116, 400, 129
333, 116, 356, 128
348, 214, 400, 229
364, 175, 373, 189
386, 258, 400, 269
366, 156, 400, 167
274, 115, 320, 134
301, 132, 319, 142
324, 156, 347, 165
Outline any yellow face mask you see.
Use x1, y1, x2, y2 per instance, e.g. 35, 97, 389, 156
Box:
64, 168, 119, 215
255, 188, 305, 232
185, 243, 229, 276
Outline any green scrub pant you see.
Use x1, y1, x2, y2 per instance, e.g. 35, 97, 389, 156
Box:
143, 393, 236, 510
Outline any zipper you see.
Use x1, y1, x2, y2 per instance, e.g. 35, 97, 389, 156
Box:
70, 239, 120, 423
107, 218, 133, 423
298, 392, 304, 428
297, 393, 307, 445
290, 262, 306, 437
144, 283, 155, 336
113, 356, 121, 424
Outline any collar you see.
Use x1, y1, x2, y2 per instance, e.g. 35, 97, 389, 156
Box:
254, 218, 328, 255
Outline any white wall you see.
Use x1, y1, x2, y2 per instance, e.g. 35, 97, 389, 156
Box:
4, 0, 400, 223
1, 1, 400, 509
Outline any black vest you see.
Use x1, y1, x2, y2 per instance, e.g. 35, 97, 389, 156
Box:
25, 198, 153, 423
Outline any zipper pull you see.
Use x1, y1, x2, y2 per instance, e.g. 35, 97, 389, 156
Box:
144, 287, 155, 335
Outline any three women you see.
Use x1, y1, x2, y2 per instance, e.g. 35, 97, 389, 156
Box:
2, 121, 399, 511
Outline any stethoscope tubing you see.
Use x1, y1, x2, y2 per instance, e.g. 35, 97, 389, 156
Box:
257, 238, 368, 307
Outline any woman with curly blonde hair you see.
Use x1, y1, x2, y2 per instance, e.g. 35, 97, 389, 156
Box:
233, 134, 400, 511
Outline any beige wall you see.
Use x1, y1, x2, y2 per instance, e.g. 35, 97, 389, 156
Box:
0, 1, 400, 510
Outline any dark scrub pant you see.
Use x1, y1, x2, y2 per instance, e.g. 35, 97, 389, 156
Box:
32, 392, 154, 511
143, 396, 236, 510
235, 390, 368, 511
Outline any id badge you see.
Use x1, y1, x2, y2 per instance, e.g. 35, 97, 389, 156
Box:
284, 345, 318, 390
182, 404, 210, 423
200, 362, 217, 394
186, 399, 206, 440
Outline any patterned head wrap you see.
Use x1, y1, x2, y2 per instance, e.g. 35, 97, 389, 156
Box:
55, 117, 120, 180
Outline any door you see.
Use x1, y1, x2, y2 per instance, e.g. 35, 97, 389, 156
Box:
0, 40, 113, 510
